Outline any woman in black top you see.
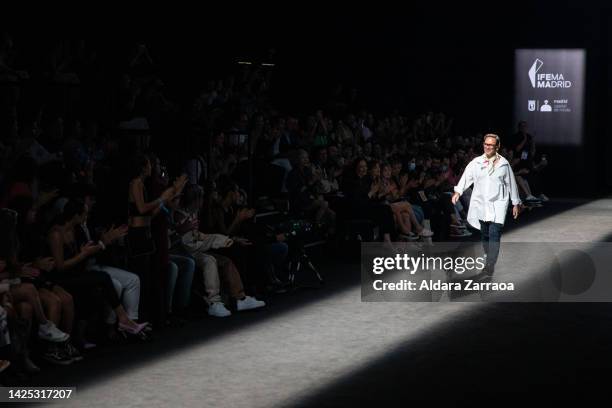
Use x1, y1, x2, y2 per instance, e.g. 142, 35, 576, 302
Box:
48, 200, 148, 337
126, 154, 186, 324
340, 158, 395, 243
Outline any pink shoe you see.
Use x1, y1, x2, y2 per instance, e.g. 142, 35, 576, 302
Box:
118, 321, 148, 335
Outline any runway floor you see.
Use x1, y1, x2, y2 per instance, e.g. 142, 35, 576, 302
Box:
32, 197, 612, 407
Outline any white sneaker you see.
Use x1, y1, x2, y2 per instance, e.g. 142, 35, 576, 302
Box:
38, 321, 70, 342
538, 194, 549, 202
208, 302, 231, 318
236, 296, 266, 311
525, 195, 538, 201
398, 232, 419, 241
418, 228, 434, 237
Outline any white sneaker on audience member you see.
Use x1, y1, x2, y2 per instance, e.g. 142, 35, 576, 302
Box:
539, 194, 549, 202
419, 228, 434, 237
208, 302, 232, 318
398, 232, 419, 241
237, 296, 266, 311
38, 321, 70, 342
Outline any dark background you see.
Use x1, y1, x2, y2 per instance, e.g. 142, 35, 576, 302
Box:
6, 4, 611, 195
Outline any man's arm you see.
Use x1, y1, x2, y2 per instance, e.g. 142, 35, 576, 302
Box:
453, 161, 474, 196
507, 166, 522, 206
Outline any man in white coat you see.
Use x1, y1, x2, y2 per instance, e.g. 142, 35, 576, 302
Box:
451, 134, 522, 279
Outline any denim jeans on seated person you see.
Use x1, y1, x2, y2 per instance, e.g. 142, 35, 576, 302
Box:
167, 254, 195, 313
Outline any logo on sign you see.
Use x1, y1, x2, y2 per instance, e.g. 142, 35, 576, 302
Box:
528, 59, 543, 88
528, 58, 572, 88
528, 100, 536, 111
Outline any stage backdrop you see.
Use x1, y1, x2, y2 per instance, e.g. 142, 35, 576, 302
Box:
514, 49, 585, 146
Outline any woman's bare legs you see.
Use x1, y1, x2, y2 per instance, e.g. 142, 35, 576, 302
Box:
52, 286, 74, 334
10, 283, 49, 324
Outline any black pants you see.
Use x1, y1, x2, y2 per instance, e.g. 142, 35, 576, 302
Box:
127, 226, 160, 324
54, 269, 121, 320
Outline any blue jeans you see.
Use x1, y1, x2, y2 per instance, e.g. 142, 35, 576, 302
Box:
411, 204, 425, 225
167, 254, 196, 313
479, 221, 503, 268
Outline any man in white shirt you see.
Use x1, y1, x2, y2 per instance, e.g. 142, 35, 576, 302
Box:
451, 134, 522, 280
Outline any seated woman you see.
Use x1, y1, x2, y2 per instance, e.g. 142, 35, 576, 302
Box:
9, 196, 82, 364
1, 276, 40, 375
47, 200, 148, 341
379, 163, 433, 238
174, 185, 265, 317
73, 201, 146, 338
0, 208, 76, 366
340, 158, 395, 244
1, 209, 43, 373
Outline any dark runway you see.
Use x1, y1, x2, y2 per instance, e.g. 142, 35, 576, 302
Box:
31, 197, 612, 407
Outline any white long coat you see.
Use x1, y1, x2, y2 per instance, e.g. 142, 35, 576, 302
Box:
453, 155, 522, 230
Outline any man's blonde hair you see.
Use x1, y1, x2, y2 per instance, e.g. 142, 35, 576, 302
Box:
483, 133, 500, 147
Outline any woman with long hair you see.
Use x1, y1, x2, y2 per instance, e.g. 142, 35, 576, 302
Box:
147, 153, 195, 325
1, 208, 71, 371
9, 195, 82, 364
126, 153, 186, 324
380, 163, 433, 239
47, 200, 148, 342
340, 158, 396, 244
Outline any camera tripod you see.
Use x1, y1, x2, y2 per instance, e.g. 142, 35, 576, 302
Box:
287, 244, 324, 288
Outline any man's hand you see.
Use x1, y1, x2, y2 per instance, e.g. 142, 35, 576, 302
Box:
451, 192, 460, 205
513, 205, 522, 219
